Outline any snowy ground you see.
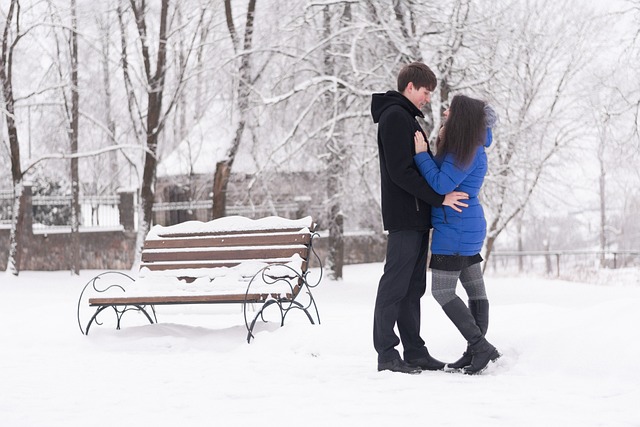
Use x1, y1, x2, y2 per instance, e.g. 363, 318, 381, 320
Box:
1, 263, 638, 426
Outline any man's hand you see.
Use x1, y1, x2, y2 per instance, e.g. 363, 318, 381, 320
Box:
443, 191, 469, 213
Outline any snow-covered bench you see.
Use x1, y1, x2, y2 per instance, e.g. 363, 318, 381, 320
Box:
76, 216, 322, 342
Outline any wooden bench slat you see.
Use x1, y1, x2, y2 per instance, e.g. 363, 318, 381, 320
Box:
154, 226, 312, 239
140, 259, 308, 272
143, 232, 310, 250
89, 294, 272, 305
141, 247, 308, 263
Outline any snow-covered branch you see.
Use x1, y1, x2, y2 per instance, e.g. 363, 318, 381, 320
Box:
23, 144, 154, 176
258, 75, 371, 105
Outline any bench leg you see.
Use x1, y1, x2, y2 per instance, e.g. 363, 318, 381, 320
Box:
281, 286, 321, 326
132, 305, 156, 327
245, 298, 318, 343
85, 305, 111, 335
84, 304, 155, 335
246, 300, 283, 343
282, 300, 315, 326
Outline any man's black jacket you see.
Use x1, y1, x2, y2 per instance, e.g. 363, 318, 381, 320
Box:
371, 90, 444, 231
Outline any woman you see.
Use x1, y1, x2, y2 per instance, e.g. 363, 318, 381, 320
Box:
413, 94, 500, 375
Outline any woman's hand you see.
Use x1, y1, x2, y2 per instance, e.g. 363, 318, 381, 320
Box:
414, 131, 429, 154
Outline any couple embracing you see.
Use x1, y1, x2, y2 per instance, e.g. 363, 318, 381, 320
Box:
371, 62, 501, 375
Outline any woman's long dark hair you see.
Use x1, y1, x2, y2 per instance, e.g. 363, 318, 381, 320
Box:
436, 95, 487, 168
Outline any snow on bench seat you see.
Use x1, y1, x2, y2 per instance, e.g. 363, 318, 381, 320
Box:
145, 215, 314, 239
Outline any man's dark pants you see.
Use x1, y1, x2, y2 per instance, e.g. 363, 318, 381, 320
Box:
373, 229, 430, 363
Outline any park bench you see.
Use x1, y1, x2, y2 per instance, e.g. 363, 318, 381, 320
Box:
76, 215, 322, 342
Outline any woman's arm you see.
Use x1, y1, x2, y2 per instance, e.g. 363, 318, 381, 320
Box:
380, 110, 445, 207
413, 131, 474, 195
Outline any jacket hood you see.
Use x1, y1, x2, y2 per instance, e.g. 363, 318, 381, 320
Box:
371, 90, 424, 123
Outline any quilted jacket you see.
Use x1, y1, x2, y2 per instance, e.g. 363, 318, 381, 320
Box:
413, 129, 493, 255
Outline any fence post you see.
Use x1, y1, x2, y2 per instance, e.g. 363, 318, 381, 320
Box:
118, 191, 135, 231
556, 253, 560, 277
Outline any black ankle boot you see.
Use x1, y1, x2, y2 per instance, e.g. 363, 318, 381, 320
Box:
442, 297, 499, 374
464, 340, 501, 375
445, 348, 472, 371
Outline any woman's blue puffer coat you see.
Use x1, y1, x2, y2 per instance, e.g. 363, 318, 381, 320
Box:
413, 129, 492, 256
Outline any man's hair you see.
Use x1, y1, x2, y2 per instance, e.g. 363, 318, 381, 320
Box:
397, 62, 437, 92
437, 94, 487, 168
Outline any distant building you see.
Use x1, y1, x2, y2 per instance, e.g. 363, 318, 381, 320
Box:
154, 98, 326, 227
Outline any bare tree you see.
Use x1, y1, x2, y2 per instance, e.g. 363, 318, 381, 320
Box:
246, 1, 434, 275
130, 0, 169, 262
251, 2, 380, 277
622, 0, 640, 140
481, 0, 601, 266
96, 3, 120, 193
434, 0, 471, 119
116, 0, 206, 265
1, 0, 26, 275
320, 3, 352, 279
363, 0, 438, 132
596, 111, 610, 266
587, 65, 640, 264
428, 0, 502, 134
69, 0, 80, 274
211, 0, 257, 219
44, 0, 90, 273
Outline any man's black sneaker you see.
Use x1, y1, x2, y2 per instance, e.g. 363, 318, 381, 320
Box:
377, 358, 422, 374
406, 355, 446, 371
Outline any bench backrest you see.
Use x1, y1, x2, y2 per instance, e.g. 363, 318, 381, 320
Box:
140, 216, 316, 279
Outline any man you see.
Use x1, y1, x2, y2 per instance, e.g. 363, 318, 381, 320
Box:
371, 62, 469, 374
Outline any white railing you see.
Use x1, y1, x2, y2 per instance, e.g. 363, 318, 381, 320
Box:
0, 190, 14, 225
487, 250, 640, 276
29, 195, 122, 230
152, 200, 213, 211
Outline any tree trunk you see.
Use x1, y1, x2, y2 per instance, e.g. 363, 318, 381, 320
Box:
596, 114, 608, 268
3, 96, 24, 276
132, 0, 170, 266
598, 150, 606, 268
327, 182, 345, 278
99, 10, 119, 192
321, 4, 350, 279
517, 213, 524, 273
212, 160, 231, 219
7, 181, 25, 275
213, 0, 256, 219
544, 238, 552, 276
1, 0, 25, 275
135, 147, 158, 262
70, 0, 80, 274
483, 234, 497, 274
